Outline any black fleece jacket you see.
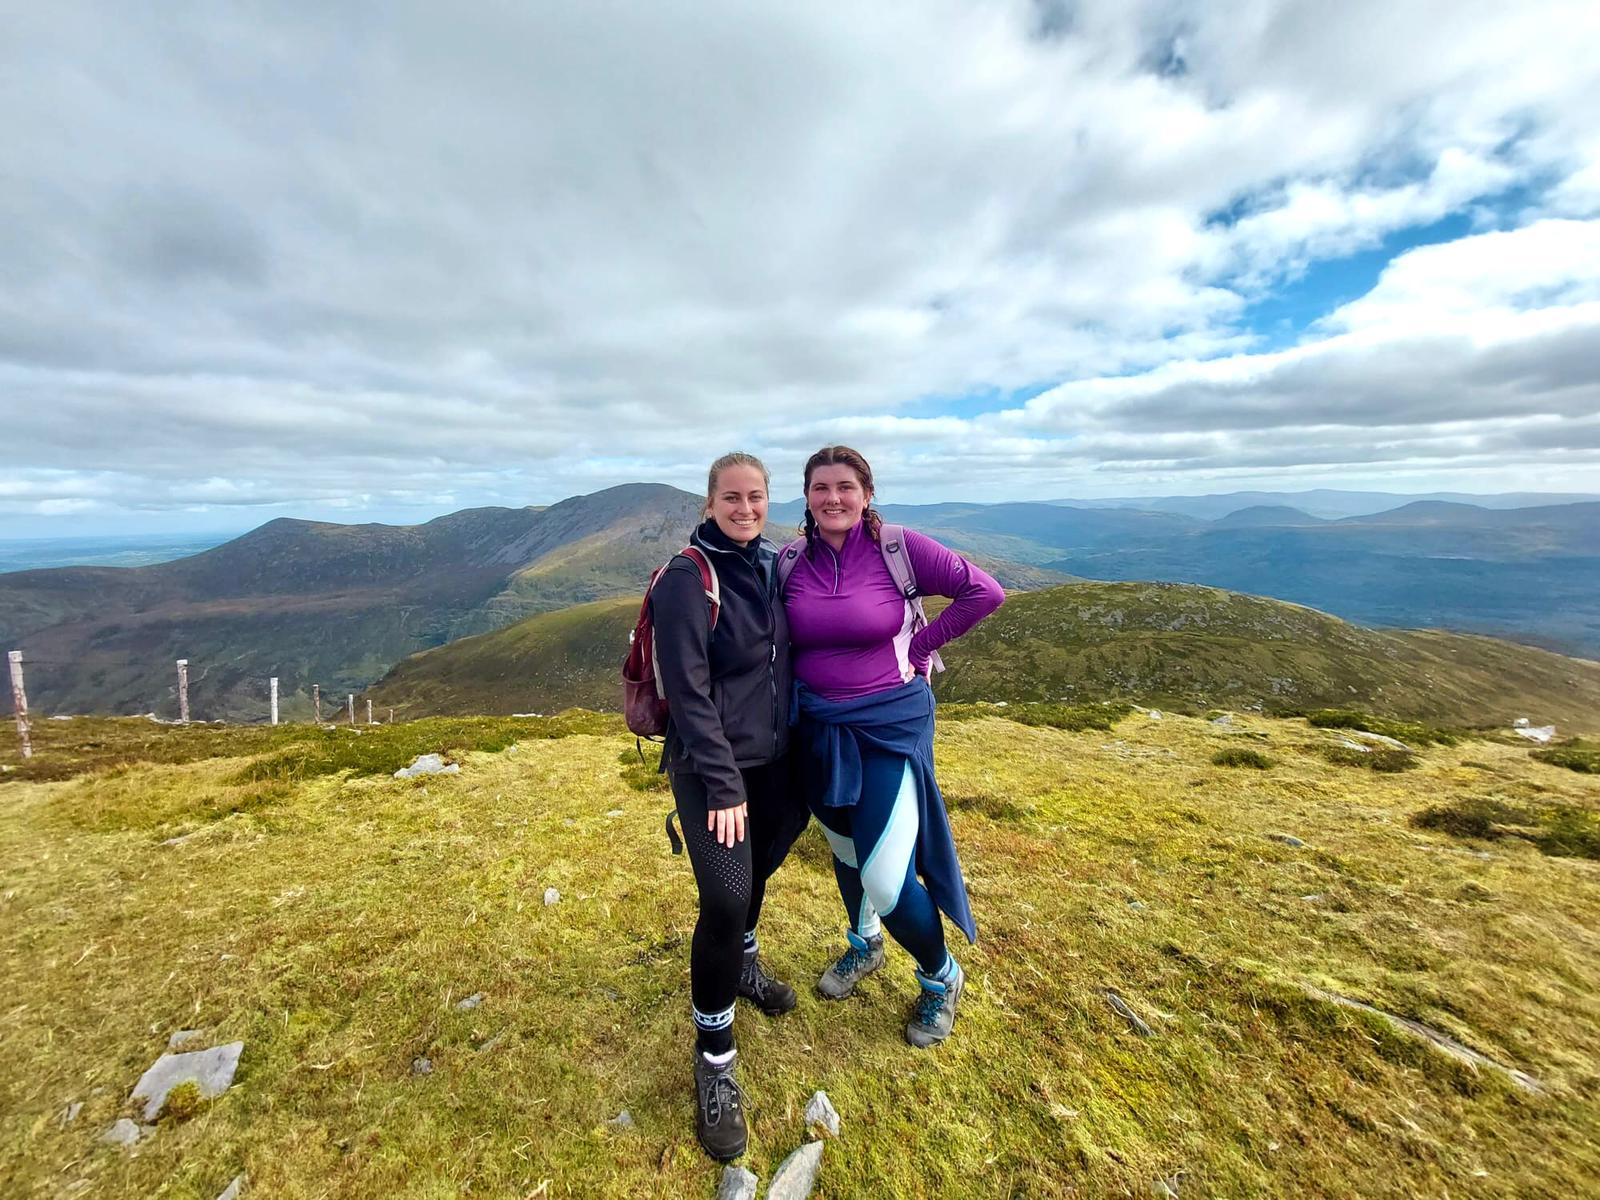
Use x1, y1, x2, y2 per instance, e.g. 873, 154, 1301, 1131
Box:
649, 519, 791, 811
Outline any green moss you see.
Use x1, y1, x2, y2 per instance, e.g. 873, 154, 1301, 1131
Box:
235, 711, 616, 784
617, 743, 669, 792
158, 1079, 205, 1122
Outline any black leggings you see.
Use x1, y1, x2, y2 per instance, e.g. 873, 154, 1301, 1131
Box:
671, 757, 809, 1028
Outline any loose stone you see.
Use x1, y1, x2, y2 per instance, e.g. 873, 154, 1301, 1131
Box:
129, 1042, 243, 1122
767, 1141, 824, 1199
716, 1166, 759, 1200
804, 1089, 840, 1137
100, 1118, 145, 1147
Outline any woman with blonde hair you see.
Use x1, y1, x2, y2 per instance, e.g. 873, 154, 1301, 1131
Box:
649, 451, 808, 1160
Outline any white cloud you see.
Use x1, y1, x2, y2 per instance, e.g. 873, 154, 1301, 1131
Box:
1, 1, 1599, 530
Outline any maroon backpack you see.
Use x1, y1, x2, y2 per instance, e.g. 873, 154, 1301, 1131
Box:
622, 545, 721, 737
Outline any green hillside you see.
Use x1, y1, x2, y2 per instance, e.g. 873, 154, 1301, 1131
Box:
936, 581, 1600, 733
367, 596, 639, 716
363, 581, 1600, 734
2, 712, 1597, 1197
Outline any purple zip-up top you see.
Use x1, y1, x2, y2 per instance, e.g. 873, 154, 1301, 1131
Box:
784, 521, 1005, 701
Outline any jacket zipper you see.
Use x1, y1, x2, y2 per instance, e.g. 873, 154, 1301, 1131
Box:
699, 532, 782, 759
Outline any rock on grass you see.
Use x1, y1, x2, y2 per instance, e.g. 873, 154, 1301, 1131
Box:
716, 1166, 759, 1200
804, 1090, 840, 1137
129, 1042, 243, 1122
767, 1141, 824, 1199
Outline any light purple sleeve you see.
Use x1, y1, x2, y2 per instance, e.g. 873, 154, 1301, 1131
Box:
903, 527, 1005, 664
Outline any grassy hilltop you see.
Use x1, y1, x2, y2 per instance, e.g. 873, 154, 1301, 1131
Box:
2, 711, 1598, 1197
362, 581, 1600, 735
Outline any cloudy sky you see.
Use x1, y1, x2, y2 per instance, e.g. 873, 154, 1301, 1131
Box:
4, 1, 1599, 536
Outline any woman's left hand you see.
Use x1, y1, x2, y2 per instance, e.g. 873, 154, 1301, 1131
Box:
709, 802, 747, 848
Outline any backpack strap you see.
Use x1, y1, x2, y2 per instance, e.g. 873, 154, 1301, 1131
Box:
677, 545, 721, 630
877, 524, 944, 675
775, 537, 806, 597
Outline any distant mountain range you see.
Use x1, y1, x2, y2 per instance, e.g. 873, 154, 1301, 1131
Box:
0, 484, 704, 720
3, 484, 1596, 721
1042, 488, 1600, 521
360, 580, 1600, 734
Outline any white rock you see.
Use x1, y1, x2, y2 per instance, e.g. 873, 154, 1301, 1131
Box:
216, 1175, 245, 1200
1147, 709, 1163, 720
1514, 717, 1530, 727
129, 1041, 243, 1122
1513, 725, 1556, 744
607, 1109, 636, 1130
100, 1118, 145, 1146
59, 1101, 83, 1126
455, 993, 483, 1011
393, 753, 460, 778
1348, 730, 1409, 751
716, 1166, 759, 1200
167, 1029, 205, 1051
804, 1089, 840, 1137
1337, 739, 1370, 752
767, 1141, 824, 1199
543, 887, 561, 906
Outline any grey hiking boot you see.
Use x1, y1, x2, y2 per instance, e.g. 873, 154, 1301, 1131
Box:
906, 959, 965, 1048
692, 1048, 747, 1161
817, 930, 885, 999
738, 954, 797, 1015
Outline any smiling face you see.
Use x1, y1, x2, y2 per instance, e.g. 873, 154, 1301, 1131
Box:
806, 462, 871, 541
707, 462, 768, 545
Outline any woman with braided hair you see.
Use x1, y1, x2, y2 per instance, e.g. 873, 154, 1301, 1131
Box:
779, 445, 1004, 1047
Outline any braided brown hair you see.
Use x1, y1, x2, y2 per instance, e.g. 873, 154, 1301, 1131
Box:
800, 445, 883, 552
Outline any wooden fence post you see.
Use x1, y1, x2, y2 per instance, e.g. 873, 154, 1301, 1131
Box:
347, 694, 355, 725
176, 659, 190, 724
366, 698, 373, 726
270, 677, 279, 726
313, 684, 321, 723
8, 650, 31, 760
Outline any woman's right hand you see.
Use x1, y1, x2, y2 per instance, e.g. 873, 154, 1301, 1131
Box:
709, 802, 747, 848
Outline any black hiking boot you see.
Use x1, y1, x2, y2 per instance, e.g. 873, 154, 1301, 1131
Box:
738, 954, 797, 1015
692, 1048, 748, 1161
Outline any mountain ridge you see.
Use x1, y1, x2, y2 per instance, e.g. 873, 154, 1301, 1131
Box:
361, 579, 1600, 734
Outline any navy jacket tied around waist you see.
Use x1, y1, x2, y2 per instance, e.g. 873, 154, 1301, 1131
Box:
794, 678, 977, 944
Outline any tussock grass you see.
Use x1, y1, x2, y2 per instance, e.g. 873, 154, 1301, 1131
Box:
1304, 708, 1460, 747
1412, 796, 1600, 860
939, 700, 1132, 732
2, 711, 1599, 1197
1210, 747, 1275, 769
1533, 739, 1600, 775
1315, 744, 1421, 773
